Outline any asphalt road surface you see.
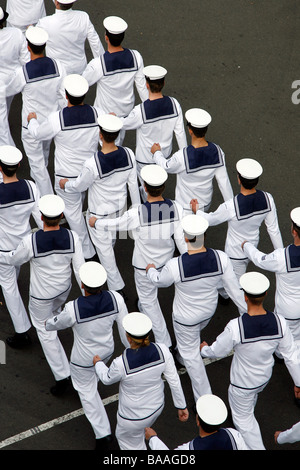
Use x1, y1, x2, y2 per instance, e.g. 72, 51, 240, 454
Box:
0, 0, 300, 460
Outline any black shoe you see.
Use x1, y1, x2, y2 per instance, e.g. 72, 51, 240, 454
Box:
218, 294, 231, 306
50, 377, 71, 396
6, 332, 31, 349
85, 253, 100, 263
95, 434, 114, 451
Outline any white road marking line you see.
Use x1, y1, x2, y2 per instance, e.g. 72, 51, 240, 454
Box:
0, 354, 232, 449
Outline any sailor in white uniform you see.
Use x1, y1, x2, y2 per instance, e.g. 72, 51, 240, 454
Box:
0, 7, 29, 113
0, 146, 42, 348
146, 394, 249, 450
200, 272, 300, 450
146, 214, 246, 401
89, 164, 187, 348
59, 114, 140, 293
82, 16, 148, 146
27, 74, 100, 260
242, 207, 300, 352
0, 195, 85, 395
120, 65, 187, 197
94, 312, 189, 450
45, 262, 130, 450
151, 108, 233, 213
37, 0, 104, 75
197, 158, 283, 298
0, 80, 14, 146
6, 0, 46, 33
5, 26, 67, 197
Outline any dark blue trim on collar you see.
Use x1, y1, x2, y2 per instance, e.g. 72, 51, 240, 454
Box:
285, 244, 300, 272
74, 291, 118, 323
178, 249, 223, 282
138, 199, 179, 227
23, 57, 59, 83
238, 310, 283, 343
95, 146, 133, 178
59, 104, 98, 131
234, 190, 271, 220
141, 96, 178, 123
183, 143, 224, 173
0, 180, 35, 208
32, 228, 74, 257
122, 343, 165, 375
101, 49, 138, 76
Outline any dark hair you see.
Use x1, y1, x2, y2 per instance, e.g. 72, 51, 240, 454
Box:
42, 214, 63, 227
292, 222, 300, 238
99, 127, 120, 143
198, 416, 221, 434
144, 182, 165, 197
145, 77, 165, 93
0, 162, 19, 177
82, 284, 103, 295
238, 173, 259, 190
105, 29, 125, 47
27, 40, 46, 55
187, 123, 208, 138
66, 91, 85, 106
57, 2, 74, 10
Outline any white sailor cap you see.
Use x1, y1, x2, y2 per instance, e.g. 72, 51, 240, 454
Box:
236, 158, 263, 179
181, 214, 209, 237
25, 25, 48, 46
79, 261, 107, 288
0, 145, 23, 165
291, 207, 300, 228
185, 108, 212, 128
38, 194, 65, 217
0, 7, 9, 22
140, 164, 168, 186
239, 271, 270, 296
103, 16, 128, 34
56, 0, 77, 4
64, 74, 89, 97
143, 65, 167, 80
98, 114, 123, 133
122, 312, 152, 339
196, 394, 228, 425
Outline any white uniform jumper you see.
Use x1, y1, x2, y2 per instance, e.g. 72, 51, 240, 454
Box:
37, 8, 104, 75
153, 142, 233, 213
149, 427, 249, 450
121, 96, 187, 189
95, 342, 187, 450
65, 146, 140, 290
243, 242, 300, 348
201, 311, 300, 450
28, 104, 101, 259
0, 24, 29, 112
2, 227, 85, 381
6, 56, 66, 196
201, 190, 283, 286
6, 0, 46, 32
94, 198, 187, 347
83, 48, 148, 144
46, 290, 129, 440
0, 179, 41, 333
147, 248, 246, 400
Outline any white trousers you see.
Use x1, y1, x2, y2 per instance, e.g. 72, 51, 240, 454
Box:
116, 404, 164, 450
173, 317, 212, 401
29, 288, 71, 381
55, 176, 96, 260
87, 210, 125, 291
0, 262, 31, 333
70, 362, 111, 439
22, 128, 53, 197
228, 383, 266, 450
134, 268, 172, 348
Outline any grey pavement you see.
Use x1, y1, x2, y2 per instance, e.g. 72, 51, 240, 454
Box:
0, 0, 300, 457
